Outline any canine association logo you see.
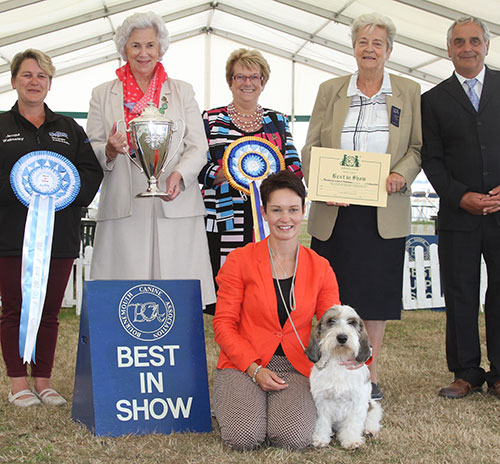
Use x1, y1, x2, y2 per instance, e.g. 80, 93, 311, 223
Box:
119, 284, 175, 341
405, 236, 432, 261
340, 154, 360, 167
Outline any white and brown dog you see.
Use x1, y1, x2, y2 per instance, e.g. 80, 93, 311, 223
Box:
306, 305, 382, 449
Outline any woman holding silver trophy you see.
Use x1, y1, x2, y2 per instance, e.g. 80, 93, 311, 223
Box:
87, 12, 215, 308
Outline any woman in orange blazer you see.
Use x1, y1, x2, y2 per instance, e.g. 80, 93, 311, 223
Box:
212, 170, 340, 451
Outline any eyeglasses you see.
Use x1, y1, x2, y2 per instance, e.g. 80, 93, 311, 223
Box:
232, 74, 263, 84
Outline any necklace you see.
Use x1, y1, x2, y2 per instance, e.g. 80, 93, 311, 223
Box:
268, 240, 306, 352
227, 102, 264, 132
269, 246, 290, 278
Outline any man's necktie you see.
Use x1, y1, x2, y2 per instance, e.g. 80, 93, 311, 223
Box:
465, 78, 480, 111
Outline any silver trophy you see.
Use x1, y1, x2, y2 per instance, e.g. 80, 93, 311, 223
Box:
121, 102, 185, 197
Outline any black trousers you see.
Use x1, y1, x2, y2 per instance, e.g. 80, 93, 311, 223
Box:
439, 214, 500, 387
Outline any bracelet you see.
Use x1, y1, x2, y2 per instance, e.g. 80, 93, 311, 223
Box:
252, 365, 263, 383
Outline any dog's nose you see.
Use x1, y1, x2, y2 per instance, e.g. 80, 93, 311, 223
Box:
337, 334, 348, 344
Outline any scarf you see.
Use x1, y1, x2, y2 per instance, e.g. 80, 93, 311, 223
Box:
116, 61, 168, 151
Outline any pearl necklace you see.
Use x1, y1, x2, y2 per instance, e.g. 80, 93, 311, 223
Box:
228, 102, 263, 132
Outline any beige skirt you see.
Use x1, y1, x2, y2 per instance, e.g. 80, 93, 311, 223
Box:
90, 171, 216, 307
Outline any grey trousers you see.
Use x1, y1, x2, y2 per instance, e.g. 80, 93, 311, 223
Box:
213, 355, 316, 450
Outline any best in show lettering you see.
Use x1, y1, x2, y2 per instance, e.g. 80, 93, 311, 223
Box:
115, 284, 192, 423
115, 344, 192, 422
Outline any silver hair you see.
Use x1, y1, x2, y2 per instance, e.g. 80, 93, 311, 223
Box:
114, 11, 170, 61
351, 13, 396, 50
447, 16, 490, 46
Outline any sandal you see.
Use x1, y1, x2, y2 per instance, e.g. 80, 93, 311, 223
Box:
8, 389, 41, 407
34, 388, 67, 406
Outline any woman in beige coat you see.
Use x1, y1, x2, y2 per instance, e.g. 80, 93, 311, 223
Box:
302, 13, 421, 400
87, 11, 215, 307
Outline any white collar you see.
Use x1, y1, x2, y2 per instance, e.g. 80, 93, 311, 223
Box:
454, 66, 486, 86
347, 70, 392, 98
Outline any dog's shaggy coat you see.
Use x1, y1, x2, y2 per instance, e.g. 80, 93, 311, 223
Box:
306, 305, 382, 449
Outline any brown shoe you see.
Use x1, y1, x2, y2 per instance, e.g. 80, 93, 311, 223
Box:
487, 380, 500, 398
438, 379, 482, 399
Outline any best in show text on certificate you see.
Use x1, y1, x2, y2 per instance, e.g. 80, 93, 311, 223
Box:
307, 147, 391, 207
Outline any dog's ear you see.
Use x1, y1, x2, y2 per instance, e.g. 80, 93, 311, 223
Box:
305, 321, 321, 363
355, 319, 372, 363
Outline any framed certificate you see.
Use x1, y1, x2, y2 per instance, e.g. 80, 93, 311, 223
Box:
307, 147, 391, 207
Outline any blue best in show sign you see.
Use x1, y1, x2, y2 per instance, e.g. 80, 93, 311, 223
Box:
72, 280, 212, 436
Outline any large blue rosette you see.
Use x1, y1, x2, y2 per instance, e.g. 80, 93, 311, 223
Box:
223, 136, 285, 241
10, 151, 80, 363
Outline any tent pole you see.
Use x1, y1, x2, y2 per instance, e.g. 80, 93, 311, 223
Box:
204, 32, 211, 111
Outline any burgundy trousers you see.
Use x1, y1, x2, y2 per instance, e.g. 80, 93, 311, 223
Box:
0, 256, 73, 378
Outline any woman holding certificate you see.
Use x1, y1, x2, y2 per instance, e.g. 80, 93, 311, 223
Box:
302, 13, 422, 400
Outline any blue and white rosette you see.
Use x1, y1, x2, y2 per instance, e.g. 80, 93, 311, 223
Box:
223, 136, 285, 242
10, 151, 80, 363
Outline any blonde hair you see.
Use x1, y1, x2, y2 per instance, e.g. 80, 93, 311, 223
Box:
351, 13, 396, 50
11, 49, 55, 80
225, 48, 270, 85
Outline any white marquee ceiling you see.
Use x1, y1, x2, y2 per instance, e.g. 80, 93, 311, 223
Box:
0, 0, 498, 115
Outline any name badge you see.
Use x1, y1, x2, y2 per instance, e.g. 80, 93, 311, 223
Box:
390, 106, 401, 127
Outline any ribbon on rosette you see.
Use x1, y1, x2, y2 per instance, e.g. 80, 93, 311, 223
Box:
222, 136, 285, 242
10, 151, 80, 363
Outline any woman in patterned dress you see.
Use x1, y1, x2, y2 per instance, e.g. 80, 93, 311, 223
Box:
199, 49, 303, 314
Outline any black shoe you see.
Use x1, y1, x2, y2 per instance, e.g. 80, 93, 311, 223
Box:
371, 382, 383, 401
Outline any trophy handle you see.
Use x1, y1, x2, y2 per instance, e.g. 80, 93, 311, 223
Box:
161, 119, 186, 173
116, 119, 144, 173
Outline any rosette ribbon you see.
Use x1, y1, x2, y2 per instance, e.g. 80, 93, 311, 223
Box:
10, 151, 80, 363
222, 136, 285, 242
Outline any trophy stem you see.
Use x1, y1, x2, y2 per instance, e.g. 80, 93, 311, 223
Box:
136, 176, 170, 198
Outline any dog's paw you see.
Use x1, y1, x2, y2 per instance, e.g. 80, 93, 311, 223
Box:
340, 438, 364, 450
312, 435, 331, 448
364, 424, 381, 437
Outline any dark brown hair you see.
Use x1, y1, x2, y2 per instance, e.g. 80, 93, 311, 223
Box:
260, 170, 306, 211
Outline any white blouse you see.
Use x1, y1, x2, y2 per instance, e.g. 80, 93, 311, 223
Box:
340, 70, 391, 155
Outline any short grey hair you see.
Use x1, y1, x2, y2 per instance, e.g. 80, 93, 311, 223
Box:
351, 13, 396, 50
447, 16, 490, 46
114, 11, 170, 61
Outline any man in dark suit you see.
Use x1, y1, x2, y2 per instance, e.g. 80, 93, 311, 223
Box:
422, 16, 500, 399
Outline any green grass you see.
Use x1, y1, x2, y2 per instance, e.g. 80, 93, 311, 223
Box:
1, 310, 498, 464
1, 224, 499, 463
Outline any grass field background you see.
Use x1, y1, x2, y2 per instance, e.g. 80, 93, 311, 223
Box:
0, 223, 498, 463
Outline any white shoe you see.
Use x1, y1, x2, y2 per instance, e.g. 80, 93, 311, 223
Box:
34, 388, 67, 406
8, 389, 41, 407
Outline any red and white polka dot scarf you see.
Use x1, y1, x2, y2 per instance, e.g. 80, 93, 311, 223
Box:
116, 62, 168, 150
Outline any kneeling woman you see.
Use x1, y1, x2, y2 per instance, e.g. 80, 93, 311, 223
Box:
212, 170, 340, 450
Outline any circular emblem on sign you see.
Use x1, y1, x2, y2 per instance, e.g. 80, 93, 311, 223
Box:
406, 236, 431, 260
223, 136, 285, 194
119, 284, 175, 341
10, 150, 80, 211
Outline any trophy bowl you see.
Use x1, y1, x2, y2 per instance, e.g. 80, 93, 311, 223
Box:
124, 102, 184, 198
